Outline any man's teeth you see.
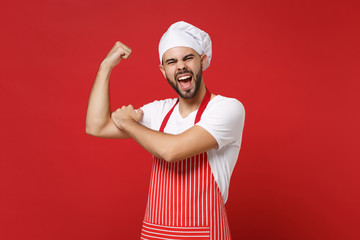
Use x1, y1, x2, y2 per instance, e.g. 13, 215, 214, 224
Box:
178, 76, 191, 81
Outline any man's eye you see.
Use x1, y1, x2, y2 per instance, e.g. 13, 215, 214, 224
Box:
167, 61, 175, 65
184, 57, 193, 61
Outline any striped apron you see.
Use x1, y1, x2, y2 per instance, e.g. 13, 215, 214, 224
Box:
140, 90, 231, 240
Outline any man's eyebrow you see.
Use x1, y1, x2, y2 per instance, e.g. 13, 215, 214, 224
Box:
165, 58, 176, 64
183, 54, 195, 59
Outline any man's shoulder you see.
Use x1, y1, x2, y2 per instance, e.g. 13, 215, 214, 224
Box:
142, 98, 178, 108
209, 95, 245, 112
140, 97, 178, 114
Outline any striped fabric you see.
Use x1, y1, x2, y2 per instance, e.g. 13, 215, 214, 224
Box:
141, 153, 231, 240
141, 222, 210, 240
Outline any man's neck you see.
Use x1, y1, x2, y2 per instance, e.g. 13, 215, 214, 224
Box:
178, 85, 207, 119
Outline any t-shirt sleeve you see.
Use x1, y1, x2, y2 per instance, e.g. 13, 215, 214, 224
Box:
139, 98, 178, 131
196, 97, 245, 150
139, 102, 154, 129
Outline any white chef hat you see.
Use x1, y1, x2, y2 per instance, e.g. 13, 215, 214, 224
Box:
159, 21, 212, 70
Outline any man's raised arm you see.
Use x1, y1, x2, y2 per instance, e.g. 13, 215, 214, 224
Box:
85, 42, 139, 139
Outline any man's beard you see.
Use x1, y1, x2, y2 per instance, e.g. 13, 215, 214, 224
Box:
166, 68, 203, 99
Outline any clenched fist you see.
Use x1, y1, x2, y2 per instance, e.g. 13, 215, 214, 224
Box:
101, 41, 132, 69
111, 105, 143, 130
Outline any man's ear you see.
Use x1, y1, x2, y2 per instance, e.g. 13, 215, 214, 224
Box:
201, 54, 208, 69
159, 64, 166, 78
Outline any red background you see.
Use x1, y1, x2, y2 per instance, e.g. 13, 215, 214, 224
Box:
1, 0, 359, 239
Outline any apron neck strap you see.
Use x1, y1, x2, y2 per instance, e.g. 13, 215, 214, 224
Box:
159, 89, 212, 132
195, 88, 211, 124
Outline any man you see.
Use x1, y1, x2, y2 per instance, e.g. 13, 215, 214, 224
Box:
86, 21, 245, 240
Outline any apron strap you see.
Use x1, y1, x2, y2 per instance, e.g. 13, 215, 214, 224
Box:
159, 99, 179, 133
195, 89, 211, 124
159, 89, 211, 132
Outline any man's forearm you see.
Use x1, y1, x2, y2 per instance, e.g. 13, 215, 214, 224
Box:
121, 120, 177, 161
119, 118, 218, 163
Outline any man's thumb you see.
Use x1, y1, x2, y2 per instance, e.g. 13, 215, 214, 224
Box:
135, 108, 144, 121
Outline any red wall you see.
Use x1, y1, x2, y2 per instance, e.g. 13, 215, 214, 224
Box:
1, 0, 359, 239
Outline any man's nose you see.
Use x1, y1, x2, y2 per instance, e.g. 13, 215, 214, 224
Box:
176, 60, 186, 70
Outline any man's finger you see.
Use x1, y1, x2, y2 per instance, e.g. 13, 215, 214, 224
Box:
134, 108, 144, 122
122, 53, 131, 59
119, 42, 131, 52
121, 48, 131, 59
137, 108, 143, 116
110, 112, 117, 124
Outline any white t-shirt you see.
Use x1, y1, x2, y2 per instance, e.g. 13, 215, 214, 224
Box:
139, 95, 245, 203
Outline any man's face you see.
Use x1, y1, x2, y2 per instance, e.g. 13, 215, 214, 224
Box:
160, 47, 207, 99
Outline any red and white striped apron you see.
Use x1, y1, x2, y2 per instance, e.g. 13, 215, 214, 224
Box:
140, 90, 231, 240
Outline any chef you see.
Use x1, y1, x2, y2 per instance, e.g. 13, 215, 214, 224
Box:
86, 21, 245, 240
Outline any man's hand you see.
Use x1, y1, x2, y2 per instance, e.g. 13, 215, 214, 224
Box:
101, 41, 132, 69
111, 105, 143, 130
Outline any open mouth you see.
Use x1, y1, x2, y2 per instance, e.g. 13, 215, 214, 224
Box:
177, 75, 193, 90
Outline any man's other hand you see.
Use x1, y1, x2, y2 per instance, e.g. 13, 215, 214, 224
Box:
111, 105, 143, 130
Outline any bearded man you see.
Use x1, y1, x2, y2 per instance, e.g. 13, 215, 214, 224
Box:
86, 21, 245, 240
